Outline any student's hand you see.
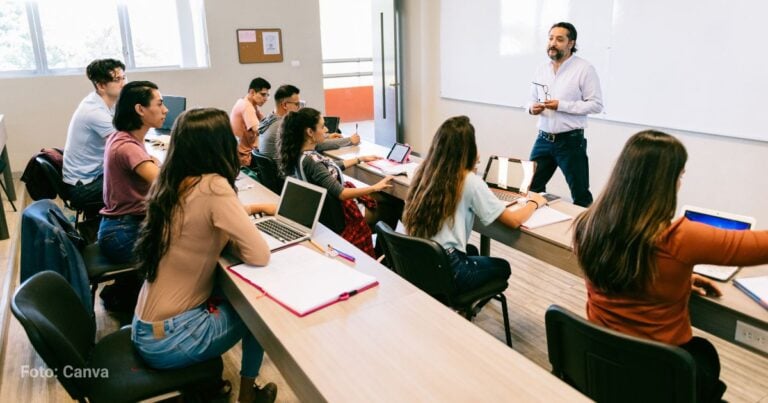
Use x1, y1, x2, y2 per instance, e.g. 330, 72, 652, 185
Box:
543, 99, 559, 110
358, 155, 381, 162
530, 103, 545, 115
691, 274, 722, 297
249, 203, 277, 216
328, 132, 343, 139
527, 192, 547, 209
373, 176, 394, 192
349, 133, 361, 145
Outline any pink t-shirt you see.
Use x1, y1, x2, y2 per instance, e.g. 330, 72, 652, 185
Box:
100, 131, 154, 216
229, 97, 260, 167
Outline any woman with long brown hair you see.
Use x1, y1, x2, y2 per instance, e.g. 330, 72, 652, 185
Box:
132, 108, 278, 402
403, 116, 545, 292
574, 130, 768, 402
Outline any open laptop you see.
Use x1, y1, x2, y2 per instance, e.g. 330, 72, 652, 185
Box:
324, 116, 340, 134
367, 143, 417, 175
482, 156, 536, 205
157, 95, 187, 134
682, 205, 756, 281
252, 177, 327, 251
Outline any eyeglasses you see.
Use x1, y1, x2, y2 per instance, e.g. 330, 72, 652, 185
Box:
111, 75, 127, 83
258, 91, 270, 98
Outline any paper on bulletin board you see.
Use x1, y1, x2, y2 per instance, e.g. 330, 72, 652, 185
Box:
238, 30, 257, 43
262, 31, 280, 55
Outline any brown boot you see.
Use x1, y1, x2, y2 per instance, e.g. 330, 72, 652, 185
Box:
252, 382, 277, 403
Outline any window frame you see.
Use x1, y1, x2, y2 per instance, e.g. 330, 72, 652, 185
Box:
0, 0, 209, 78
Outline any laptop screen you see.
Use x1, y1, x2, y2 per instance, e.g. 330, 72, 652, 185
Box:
160, 95, 187, 132
277, 179, 325, 229
683, 208, 753, 230
483, 156, 535, 193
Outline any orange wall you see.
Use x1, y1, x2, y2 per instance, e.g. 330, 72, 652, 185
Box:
324, 86, 373, 122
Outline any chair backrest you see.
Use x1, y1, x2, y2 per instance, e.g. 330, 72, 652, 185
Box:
35, 155, 68, 201
374, 222, 455, 302
11, 271, 96, 400
251, 152, 285, 195
545, 304, 696, 403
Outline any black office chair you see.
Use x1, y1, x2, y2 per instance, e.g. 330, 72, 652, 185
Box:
375, 222, 512, 347
251, 152, 285, 194
11, 271, 224, 403
544, 304, 696, 403
35, 156, 101, 229
0, 151, 16, 212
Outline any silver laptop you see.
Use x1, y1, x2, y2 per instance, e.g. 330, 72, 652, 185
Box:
253, 177, 327, 251
482, 156, 536, 205
682, 205, 756, 281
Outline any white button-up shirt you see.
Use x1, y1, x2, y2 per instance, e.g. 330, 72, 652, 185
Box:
528, 55, 603, 134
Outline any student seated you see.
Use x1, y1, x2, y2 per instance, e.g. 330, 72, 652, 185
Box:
276, 108, 393, 256
258, 84, 360, 160
132, 108, 278, 403
62, 58, 125, 218
98, 81, 165, 264
403, 116, 545, 293
573, 130, 768, 403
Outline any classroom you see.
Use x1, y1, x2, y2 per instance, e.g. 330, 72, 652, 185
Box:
0, 0, 767, 402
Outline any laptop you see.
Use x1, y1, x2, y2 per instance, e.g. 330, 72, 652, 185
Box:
482, 156, 536, 205
324, 116, 340, 134
682, 205, 756, 281
367, 143, 417, 175
252, 177, 327, 251
157, 95, 187, 134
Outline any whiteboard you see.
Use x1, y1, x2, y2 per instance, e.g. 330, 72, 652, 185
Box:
440, 0, 768, 142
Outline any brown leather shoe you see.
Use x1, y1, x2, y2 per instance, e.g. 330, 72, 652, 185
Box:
253, 382, 277, 403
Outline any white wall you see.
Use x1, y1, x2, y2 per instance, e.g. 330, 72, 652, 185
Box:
0, 0, 324, 174
401, 1, 768, 228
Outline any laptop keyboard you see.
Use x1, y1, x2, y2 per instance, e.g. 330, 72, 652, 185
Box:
255, 220, 305, 242
694, 264, 739, 281
490, 188, 522, 203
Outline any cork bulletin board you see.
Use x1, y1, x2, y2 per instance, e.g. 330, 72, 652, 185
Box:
237, 29, 283, 63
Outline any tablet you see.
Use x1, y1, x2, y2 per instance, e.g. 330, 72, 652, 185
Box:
386, 143, 411, 163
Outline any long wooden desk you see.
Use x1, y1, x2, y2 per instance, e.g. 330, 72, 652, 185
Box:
219, 177, 588, 402
325, 141, 768, 356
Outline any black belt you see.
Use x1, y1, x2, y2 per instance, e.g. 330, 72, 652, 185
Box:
102, 214, 145, 222
538, 128, 584, 143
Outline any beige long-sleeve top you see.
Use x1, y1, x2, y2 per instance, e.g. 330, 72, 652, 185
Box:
135, 174, 270, 322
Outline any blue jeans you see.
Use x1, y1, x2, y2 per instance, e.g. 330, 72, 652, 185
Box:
529, 129, 593, 207
446, 248, 511, 294
131, 298, 264, 378
97, 215, 142, 264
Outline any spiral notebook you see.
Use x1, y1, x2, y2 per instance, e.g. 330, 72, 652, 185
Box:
227, 245, 378, 316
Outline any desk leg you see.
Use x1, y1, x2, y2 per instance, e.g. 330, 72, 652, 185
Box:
1, 147, 15, 201
0, 198, 7, 240
480, 235, 491, 256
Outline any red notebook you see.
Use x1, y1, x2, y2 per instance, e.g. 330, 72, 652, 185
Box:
227, 245, 378, 317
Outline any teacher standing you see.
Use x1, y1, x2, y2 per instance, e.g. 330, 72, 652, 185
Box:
527, 22, 603, 207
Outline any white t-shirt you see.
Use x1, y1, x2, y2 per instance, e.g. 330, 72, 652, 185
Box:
431, 172, 506, 253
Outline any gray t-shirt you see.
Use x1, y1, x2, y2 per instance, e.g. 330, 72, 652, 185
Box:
62, 92, 116, 185
431, 171, 506, 253
296, 151, 346, 199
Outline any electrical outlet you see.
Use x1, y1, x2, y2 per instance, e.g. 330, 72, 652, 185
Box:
734, 321, 768, 354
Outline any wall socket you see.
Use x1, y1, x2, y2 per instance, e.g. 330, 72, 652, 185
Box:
734, 321, 768, 354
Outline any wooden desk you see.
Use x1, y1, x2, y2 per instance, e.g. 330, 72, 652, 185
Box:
219, 177, 588, 402
325, 141, 768, 355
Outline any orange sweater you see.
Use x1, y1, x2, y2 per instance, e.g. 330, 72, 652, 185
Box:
587, 217, 768, 345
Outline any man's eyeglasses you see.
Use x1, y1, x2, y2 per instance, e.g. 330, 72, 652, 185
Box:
258, 91, 270, 98
284, 100, 306, 108
111, 75, 127, 83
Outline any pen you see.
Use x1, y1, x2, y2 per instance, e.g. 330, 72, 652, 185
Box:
328, 244, 356, 262
308, 239, 325, 253
355, 123, 358, 133
338, 289, 359, 300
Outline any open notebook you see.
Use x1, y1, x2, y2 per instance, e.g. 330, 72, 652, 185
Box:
227, 245, 378, 316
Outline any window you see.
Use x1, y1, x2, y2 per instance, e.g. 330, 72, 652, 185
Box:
0, 0, 209, 76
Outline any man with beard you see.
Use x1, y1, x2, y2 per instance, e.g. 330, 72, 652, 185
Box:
527, 22, 603, 207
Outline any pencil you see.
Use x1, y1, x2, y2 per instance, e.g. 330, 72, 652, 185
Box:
308, 239, 325, 253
